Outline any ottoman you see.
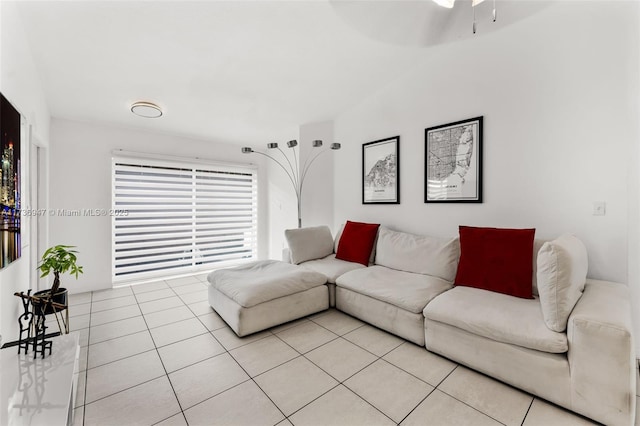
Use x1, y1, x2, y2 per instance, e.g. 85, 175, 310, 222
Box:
207, 260, 329, 336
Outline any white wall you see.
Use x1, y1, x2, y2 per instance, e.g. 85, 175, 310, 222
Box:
49, 119, 270, 294
0, 1, 51, 344
334, 2, 639, 341
266, 121, 337, 259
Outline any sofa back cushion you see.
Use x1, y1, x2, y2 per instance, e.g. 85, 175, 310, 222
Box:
285, 225, 334, 265
537, 234, 588, 332
454, 226, 535, 299
375, 227, 460, 282
336, 220, 380, 266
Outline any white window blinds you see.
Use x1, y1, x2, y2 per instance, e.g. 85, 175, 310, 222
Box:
112, 155, 257, 282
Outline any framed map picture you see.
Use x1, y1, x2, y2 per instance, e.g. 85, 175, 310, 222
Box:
425, 116, 483, 203
363, 136, 399, 204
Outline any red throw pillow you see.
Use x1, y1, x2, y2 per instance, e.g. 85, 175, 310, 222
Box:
455, 226, 535, 299
336, 221, 380, 266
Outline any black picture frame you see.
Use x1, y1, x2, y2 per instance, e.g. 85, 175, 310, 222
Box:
1, 93, 22, 268
425, 116, 483, 203
362, 136, 400, 204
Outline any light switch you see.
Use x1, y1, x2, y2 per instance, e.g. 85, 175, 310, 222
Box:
593, 201, 606, 216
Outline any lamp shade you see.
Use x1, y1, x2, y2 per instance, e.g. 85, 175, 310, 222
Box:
267, 143, 278, 149
287, 140, 298, 148
241, 147, 253, 154
312, 140, 323, 147
330, 143, 341, 150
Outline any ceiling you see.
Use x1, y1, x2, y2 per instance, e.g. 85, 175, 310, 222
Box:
15, 0, 550, 146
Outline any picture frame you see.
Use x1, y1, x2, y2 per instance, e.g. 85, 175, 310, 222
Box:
362, 136, 400, 204
1, 93, 22, 268
425, 116, 483, 203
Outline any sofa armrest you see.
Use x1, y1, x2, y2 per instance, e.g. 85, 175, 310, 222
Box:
282, 248, 292, 263
567, 279, 636, 426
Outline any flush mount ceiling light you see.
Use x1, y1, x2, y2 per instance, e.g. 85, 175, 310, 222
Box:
431, 0, 496, 33
130, 101, 163, 118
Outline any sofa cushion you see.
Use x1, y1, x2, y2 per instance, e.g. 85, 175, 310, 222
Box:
423, 286, 568, 353
336, 265, 452, 314
285, 225, 334, 265
334, 223, 377, 264
301, 254, 366, 284
375, 226, 459, 282
537, 234, 588, 332
336, 220, 380, 266
208, 260, 327, 308
455, 226, 535, 299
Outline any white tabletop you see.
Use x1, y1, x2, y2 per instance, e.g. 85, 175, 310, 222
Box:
1, 333, 80, 426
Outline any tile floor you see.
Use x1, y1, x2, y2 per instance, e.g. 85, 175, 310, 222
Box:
66, 274, 634, 426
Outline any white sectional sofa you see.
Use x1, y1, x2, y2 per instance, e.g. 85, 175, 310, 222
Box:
283, 224, 637, 426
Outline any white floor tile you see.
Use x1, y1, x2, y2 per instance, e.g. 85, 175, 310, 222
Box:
85, 350, 165, 403
166, 276, 201, 287
139, 296, 185, 315
144, 305, 195, 329
149, 317, 208, 347
289, 384, 394, 426
310, 309, 365, 335
276, 321, 338, 354
212, 327, 272, 351
254, 356, 338, 416
169, 353, 250, 409
172, 282, 206, 295
69, 292, 92, 306
87, 330, 155, 369
91, 286, 133, 302
91, 295, 137, 313
68, 313, 90, 331
158, 333, 225, 373
439, 366, 533, 426
90, 304, 141, 326
269, 318, 311, 334
84, 376, 181, 426
131, 281, 169, 294
523, 399, 598, 426
187, 300, 214, 316
383, 342, 457, 386
401, 389, 501, 426
178, 289, 208, 304
275, 420, 293, 426
306, 337, 377, 381
88, 316, 147, 345
344, 359, 433, 423
135, 288, 177, 303
230, 335, 299, 377
197, 311, 227, 331
343, 324, 404, 356
155, 413, 188, 426
184, 380, 285, 426
69, 302, 91, 317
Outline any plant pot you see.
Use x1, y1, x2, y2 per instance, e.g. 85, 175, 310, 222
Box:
32, 288, 68, 315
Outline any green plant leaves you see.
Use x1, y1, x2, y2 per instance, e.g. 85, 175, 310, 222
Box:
37, 244, 83, 279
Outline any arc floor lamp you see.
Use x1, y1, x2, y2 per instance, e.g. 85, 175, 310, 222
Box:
242, 140, 341, 228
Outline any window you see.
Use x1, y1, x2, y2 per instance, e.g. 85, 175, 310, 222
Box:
112, 154, 257, 282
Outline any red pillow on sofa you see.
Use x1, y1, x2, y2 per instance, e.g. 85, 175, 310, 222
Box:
455, 226, 535, 299
336, 220, 380, 266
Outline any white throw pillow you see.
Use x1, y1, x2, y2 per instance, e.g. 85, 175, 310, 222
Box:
537, 234, 588, 332
285, 226, 334, 265
375, 226, 460, 282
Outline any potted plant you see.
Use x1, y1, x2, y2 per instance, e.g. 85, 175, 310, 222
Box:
34, 245, 83, 314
